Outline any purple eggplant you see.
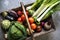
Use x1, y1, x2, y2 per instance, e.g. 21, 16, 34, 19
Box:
8, 10, 18, 18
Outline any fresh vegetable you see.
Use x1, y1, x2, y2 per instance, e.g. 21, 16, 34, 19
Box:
17, 17, 22, 22
27, 0, 60, 22
42, 10, 53, 20
5, 15, 15, 21
52, 3, 60, 11
14, 21, 27, 36
44, 22, 51, 30
1, 20, 11, 30
27, 28, 34, 35
32, 0, 59, 17
8, 25, 24, 40
27, 28, 30, 35
33, 17, 40, 25
42, 2, 60, 20
28, 17, 34, 24
8, 10, 18, 18
26, 0, 43, 16
5, 33, 7, 39
17, 10, 22, 16
21, 14, 26, 21
28, 10, 35, 16
30, 0, 43, 10
27, 0, 43, 10
8, 21, 27, 40
1, 0, 60, 39
1, 11, 17, 21
1, 11, 8, 17
37, 1, 60, 22
31, 23, 37, 30
41, 22, 45, 26
17, 10, 28, 16
36, 26, 42, 32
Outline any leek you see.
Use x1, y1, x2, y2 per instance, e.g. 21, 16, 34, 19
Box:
37, 1, 60, 22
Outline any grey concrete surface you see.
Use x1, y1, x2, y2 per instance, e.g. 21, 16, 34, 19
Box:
0, 0, 35, 13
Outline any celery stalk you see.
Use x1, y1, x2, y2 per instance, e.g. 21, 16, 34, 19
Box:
26, 0, 43, 15
30, 0, 42, 10
42, 3, 60, 20
42, 10, 54, 20
36, 0, 58, 18
32, 0, 51, 17
26, 0, 43, 10
32, 0, 58, 17
37, 1, 60, 22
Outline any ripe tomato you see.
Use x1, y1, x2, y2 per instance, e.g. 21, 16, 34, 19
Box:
17, 11, 22, 16
31, 23, 37, 30
28, 17, 34, 24
36, 26, 42, 32
17, 17, 22, 22
21, 14, 26, 21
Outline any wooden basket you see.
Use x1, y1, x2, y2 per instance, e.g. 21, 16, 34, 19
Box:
0, 3, 56, 40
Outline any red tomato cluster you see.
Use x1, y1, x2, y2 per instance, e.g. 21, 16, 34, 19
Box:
17, 11, 22, 16
17, 10, 28, 22
17, 10, 42, 31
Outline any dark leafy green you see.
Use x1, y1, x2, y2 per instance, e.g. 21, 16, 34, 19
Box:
8, 21, 27, 40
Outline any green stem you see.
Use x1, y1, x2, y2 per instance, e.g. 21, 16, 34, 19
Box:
32, 0, 58, 17
32, 0, 51, 17
37, 1, 60, 22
